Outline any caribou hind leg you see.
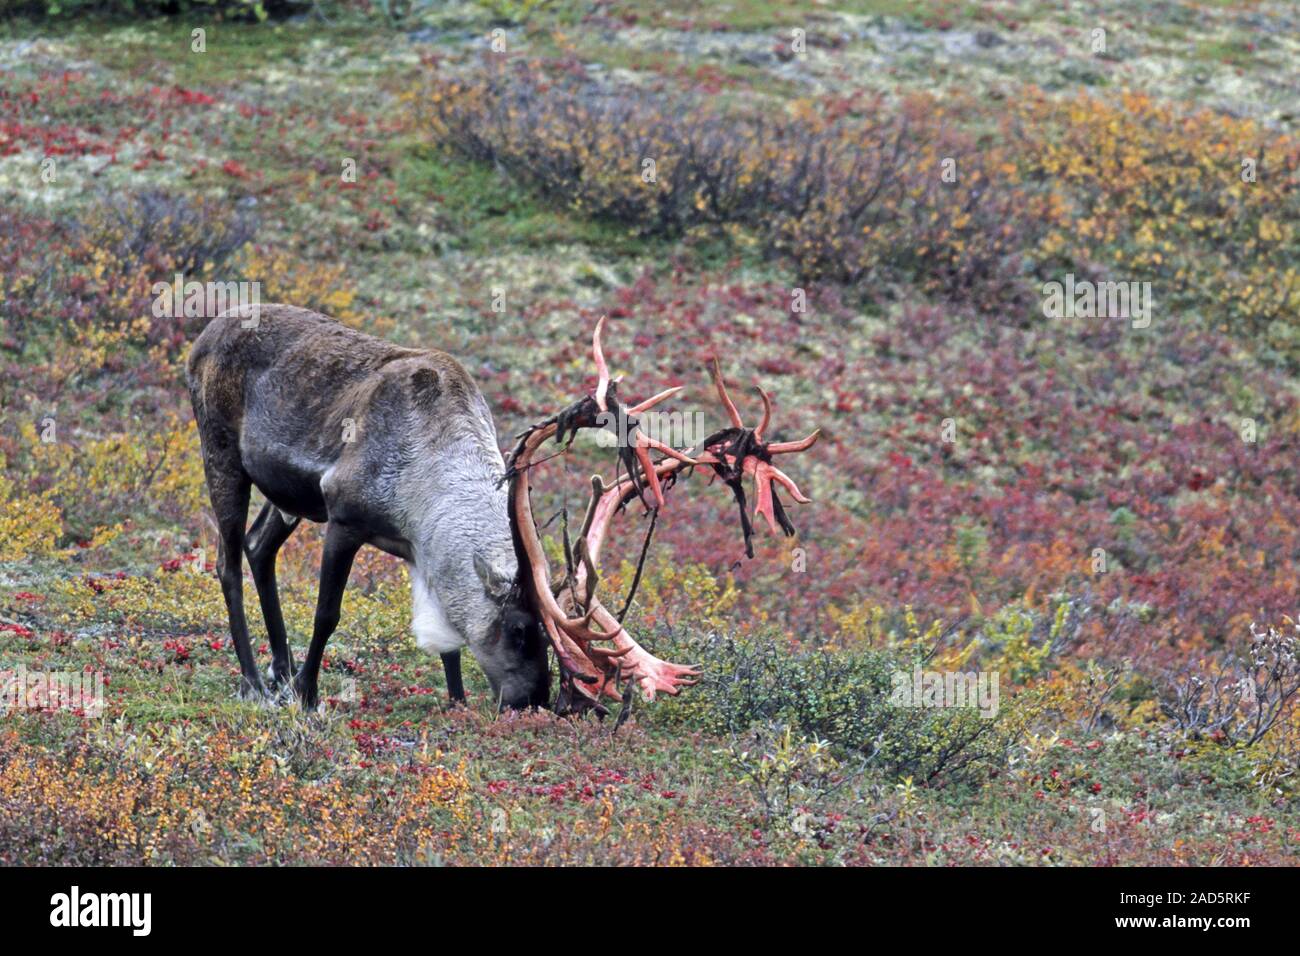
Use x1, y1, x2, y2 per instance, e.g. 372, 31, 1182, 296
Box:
203, 455, 268, 700
294, 521, 362, 710
245, 501, 301, 691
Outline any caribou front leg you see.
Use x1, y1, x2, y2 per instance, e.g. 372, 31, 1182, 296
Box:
441, 651, 465, 703
294, 522, 362, 710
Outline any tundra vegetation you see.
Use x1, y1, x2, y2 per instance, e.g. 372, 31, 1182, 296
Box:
1, 0, 1299, 865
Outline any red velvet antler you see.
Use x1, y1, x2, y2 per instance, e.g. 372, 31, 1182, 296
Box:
704, 358, 820, 552
505, 319, 820, 712
590, 315, 697, 508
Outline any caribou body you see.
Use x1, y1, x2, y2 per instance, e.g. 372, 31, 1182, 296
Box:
186, 304, 548, 709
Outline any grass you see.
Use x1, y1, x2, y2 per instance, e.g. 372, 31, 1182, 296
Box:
397, 142, 653, 254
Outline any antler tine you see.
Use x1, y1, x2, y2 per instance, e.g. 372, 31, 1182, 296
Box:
629, 385, 685, 415
707, 356, 744, 428
766, 462, 811, 503
754, 383, 773, 442
630, 435, 698, 510
637, 433, 698, 467
577, 543, 599, 613
632, 447, 668, 510
768, 429, 821, 455
578, 474, 606, 540
592, 315, 611, 412
750, 461, 778, 534
542, 617, 599, 682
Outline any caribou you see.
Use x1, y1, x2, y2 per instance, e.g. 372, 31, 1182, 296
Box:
187, 305, 818, 713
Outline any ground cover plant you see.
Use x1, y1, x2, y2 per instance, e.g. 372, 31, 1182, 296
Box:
1, 0, 1299, 865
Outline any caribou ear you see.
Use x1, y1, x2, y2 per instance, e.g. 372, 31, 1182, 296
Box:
474, 551, 515, 599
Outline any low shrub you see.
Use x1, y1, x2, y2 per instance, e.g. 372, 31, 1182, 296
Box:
420, 64, 1045, 311
650, 624, 1034, 785
1160, 621, 1300, 747
420, 65, 1299, 348
0, 191, 255, 351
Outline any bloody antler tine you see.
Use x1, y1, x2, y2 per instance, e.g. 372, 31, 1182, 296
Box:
708, 356, 744, 429
545, 619, 590, 674
751, 462, 779, 534
768, 429, 821, 455
629, 385, 685, 415
637, 433, 699, 467
632, 445, 667, 509
767, 462, 811, 503
754, 384, 773, 442
593, 315, 611, 412
588, 644, 635, 662
630, 435, 698, 510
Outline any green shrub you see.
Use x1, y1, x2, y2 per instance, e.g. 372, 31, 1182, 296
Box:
720, 724, 841, 828
649, 625, 1031, 785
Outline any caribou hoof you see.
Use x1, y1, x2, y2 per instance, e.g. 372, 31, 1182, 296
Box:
265, 662, 296, 694
238, 676, 272, 703
291, 672, 323, 713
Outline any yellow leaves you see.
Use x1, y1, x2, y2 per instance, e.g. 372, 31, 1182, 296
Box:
828, 601, 945, 653
1259, 218, 1283, 242
239, 246, 362, 328
415, 759, 472, 807
605, 558, 739, 632
0, 471, 64, 562
828, 601, 885, 646
3, 408, 206, 559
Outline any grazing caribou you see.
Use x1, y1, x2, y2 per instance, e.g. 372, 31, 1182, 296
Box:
188, 305, 819, 715
187, 304, 548, 710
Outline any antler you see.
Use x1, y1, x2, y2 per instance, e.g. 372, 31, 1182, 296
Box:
505, 318, 820, 712
589, 316, 698, 509
703, 357, 821, 558
506, 416, 698, 711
